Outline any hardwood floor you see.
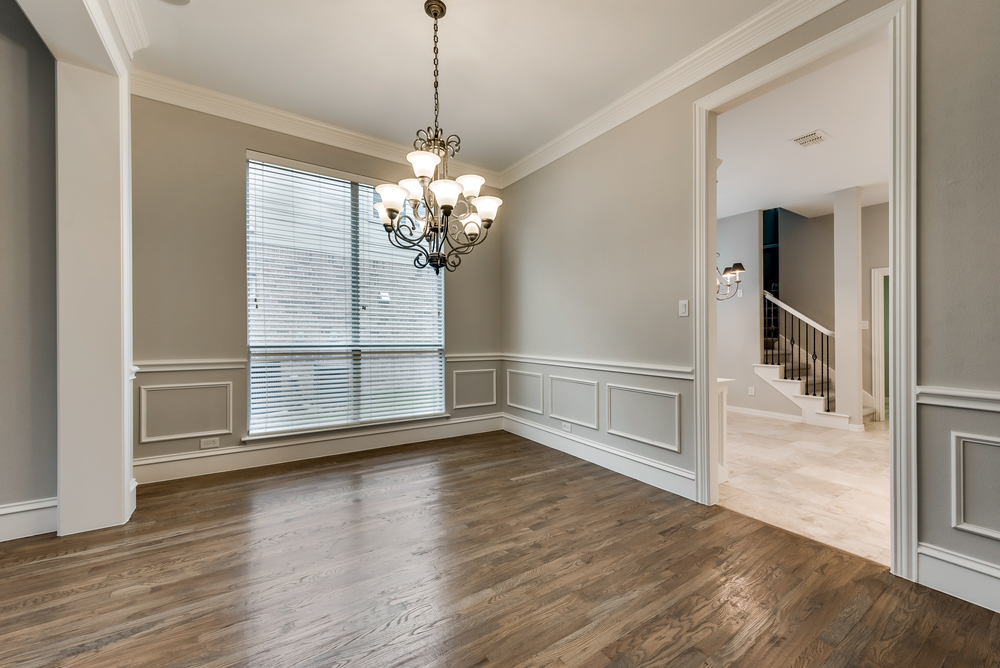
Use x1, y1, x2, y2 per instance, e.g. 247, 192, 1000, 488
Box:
1, 431, 997, 667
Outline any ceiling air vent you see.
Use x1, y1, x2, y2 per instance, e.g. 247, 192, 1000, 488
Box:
790, 129, 831, 147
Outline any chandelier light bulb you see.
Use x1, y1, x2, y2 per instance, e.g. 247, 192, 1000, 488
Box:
455, 174, 486, 199
464, 213, 482, 240
406, 151, 441, 179
375, 184, 409, 218
429, 179, 463, 214
399, 178, 424, 201
470, 196, 502, 222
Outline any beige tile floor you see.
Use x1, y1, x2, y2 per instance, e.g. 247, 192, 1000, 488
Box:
719, 411, 891, 565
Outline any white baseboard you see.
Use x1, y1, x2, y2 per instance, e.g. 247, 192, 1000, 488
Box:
917, 543, 1000, 614
134, 413, 503, 484
0, 498, 57, 542
502, 414, 696, 500
725, 405, 802, 423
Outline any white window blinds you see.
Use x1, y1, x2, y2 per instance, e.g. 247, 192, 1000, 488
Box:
247, 159, 444, 435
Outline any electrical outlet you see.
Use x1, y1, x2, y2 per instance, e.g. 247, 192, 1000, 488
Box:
200, 437, 220, 450
861, 320, 869, 330
679, 300, 689, 317
737, 289, 743, 298
748, 386, 755, 396
561, 422, 572, 433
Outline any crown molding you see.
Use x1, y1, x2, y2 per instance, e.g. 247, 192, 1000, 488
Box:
106, 0, 149, 59
130, 70, 503, 188
499, 0, 847, 186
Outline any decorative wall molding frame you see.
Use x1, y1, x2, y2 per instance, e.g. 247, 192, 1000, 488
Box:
725, 404, 803, 423
951, 432, 1000, 541
549, 376, 599, 430
135, 358, 247, 373
917, 543, 1000, 615
503, 414, 695, 499
693, 0, 917, 579
506, 369, 544, 415
917, 386, 1000, 413
499, 0, 848, 186
106, 0, 149, 59
504, 354, 694, 380
607, 384, 681, 453
0, 497, 57, 543
453, 369, 498, 409
139, 381, 233, 444
130, 70, 502, 188
135, 413, 503, 484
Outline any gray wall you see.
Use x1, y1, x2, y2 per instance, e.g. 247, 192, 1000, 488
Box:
131, 97, 503, 458
717, 210, 797, 415
780, 208, 834, 331
916, 0, 1000, 567
861, 202, 889, 396
0, 0, 56, 506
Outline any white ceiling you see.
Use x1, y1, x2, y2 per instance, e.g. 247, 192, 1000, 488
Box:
717, 33, 891, 219
132, 0, 777, 173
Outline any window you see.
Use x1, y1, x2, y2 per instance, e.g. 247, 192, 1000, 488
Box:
246, 157, 444, 435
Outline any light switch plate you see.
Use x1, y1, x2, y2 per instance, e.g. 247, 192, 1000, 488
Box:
748, 386, 755, 396
737, 289, 743, 297
679, 300, 689, 317
861, 320, 869, 330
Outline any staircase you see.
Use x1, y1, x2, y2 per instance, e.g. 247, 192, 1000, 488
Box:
754, 292, 852, 430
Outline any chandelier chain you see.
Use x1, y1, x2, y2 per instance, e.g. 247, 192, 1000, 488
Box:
433, 19, 439, 134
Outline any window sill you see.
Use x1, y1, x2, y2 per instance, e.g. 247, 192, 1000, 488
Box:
242, 412, 451, 443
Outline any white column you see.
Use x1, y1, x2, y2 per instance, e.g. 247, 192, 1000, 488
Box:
833, 187, 864, 426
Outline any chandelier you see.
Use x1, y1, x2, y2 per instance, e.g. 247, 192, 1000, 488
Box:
716, 253, 745, 301
372, 0, 501, 274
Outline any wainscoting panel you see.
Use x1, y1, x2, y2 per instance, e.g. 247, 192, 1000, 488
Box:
453, 369, 497, 409
140, 382, 233, 443
607, 384, 680, 452
507, 369, 543, 414
952, 432, 1000, 541
549, 376, 599, 429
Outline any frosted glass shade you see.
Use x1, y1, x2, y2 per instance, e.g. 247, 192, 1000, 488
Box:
406, 151, 441, 179
429, 179, 463, 210
375, 184, 409, 216
455, 174, 485, 199
471, 195, 502, 222
399, 178, 424, 201
463, 213, 482, 239
373, 202, 392, 227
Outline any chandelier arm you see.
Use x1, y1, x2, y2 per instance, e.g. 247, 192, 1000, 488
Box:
390, 214, 429, 246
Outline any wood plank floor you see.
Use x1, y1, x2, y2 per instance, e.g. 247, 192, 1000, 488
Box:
1, 431, 997, 667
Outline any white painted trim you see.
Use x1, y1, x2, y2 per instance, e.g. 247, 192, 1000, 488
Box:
504, 353, 694, 380
106, 0, 148, 59
130, 70, 503, 188
951, 432, 1000, 541
726, 404, 803, 423
503, 414, 696, 500
872, 267, 890, 421
135, 358, 247, 373
506, 369, 544, 415
453, 369, 498, 409
445, 352, 504, 363
500, 0, 847, 186
244, 412, 451, 442
917, 386, 1000, 413
139, 381, 233, 443
0, 498, 57, 543
135, 413, 503, 484
607, 384, 681, 453
917, 543, 1000, 614
548, 375, 600, 430
693, 0, 917, 579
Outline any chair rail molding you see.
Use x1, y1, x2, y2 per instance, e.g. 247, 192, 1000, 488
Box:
135, 358, 248, 373
692, 0, 917, 579
917, 386, 1000, 413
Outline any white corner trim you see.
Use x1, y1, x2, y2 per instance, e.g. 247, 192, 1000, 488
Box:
917, 542, 1000, 614
725, 404, 803, 423
453, 369, 498, 410
135, 358, 248, 373
506, 369, 544, 415
500, 0, 848, 186
502, 414, 696, 500
0, 497, 58, 543
917, 386, 1000, 413
139, 381, 233, 443
951, 432, 1000, 541
607, 384, 681, 453
129, 70, 502, 188
106, 0, 149, 59
549, 375, 600, 430
134, 413, 503, 484
504, 353, 694, 380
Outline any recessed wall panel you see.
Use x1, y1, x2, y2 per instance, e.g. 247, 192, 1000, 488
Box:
550, 376, 598, 429
141, 382, 232, 443
507, 369, 543, 414
454, 369, 497, 409
608, 384, 680, 452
